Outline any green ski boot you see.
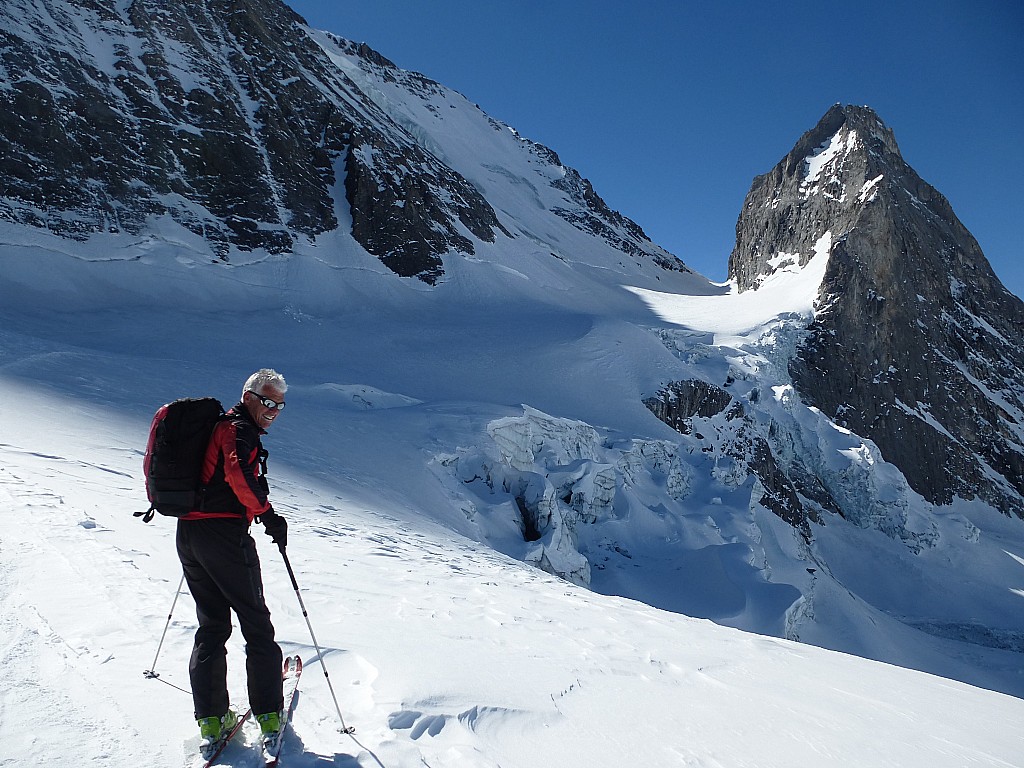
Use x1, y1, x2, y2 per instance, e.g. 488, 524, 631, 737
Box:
197, 710, 239, 759
255, 710, 282, 752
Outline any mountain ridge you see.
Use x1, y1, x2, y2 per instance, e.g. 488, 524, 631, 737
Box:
0, 0, 687, 285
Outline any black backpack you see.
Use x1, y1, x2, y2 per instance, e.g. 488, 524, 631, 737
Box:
138, 397, 226, 523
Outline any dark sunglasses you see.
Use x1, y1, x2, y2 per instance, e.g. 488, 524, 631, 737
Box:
248, 390, 286, 410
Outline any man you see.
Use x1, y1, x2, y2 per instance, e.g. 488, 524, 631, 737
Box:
176, 368, 290, 758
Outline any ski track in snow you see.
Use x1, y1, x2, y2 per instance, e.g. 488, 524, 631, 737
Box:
0, 458, 157, 765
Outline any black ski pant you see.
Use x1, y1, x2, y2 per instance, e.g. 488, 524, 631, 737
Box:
176, 518, 283, 720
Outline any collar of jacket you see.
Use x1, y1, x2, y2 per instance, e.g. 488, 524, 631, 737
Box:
228, 401, 266, 435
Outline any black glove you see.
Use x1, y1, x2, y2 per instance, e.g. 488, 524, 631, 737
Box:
260, 508, 288, 548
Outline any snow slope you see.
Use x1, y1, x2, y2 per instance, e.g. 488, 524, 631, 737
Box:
2, 376, 1023, 768
2, 219, 1024, 766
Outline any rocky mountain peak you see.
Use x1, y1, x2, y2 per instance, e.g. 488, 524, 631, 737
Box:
729, 104, 895, 291
784, 104, 900, 176
728, 103, 1024, 516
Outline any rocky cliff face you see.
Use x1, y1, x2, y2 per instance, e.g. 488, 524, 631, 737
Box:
0, 0, 681, 283
728, 104, 1024, 516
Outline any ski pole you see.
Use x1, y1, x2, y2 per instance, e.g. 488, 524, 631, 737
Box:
145, 572, 187, 685
279, 544, 356, 734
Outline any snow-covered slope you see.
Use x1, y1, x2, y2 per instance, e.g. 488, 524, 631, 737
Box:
2, 356, 1023, 767
307, 30, 690, 277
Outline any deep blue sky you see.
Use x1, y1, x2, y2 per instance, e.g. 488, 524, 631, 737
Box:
286, 0, 1023, 297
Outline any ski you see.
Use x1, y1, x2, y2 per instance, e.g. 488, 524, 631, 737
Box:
197, 655, 294, 768
198, 707, 252, 768
262, 655, 302, 767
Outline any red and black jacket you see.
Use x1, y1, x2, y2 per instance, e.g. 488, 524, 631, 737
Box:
181, 403, 271, 523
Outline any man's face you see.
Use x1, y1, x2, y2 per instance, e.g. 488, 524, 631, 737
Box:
245, 385, 285, 430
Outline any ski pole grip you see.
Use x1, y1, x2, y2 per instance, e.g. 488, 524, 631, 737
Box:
280, 547, 301, 592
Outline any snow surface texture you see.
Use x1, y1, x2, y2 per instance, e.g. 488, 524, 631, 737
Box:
1, 17, 1024, 768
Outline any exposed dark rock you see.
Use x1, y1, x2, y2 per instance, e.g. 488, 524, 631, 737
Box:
643, 379, 734, 430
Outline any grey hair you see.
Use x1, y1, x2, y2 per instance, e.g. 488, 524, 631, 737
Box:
243, 368, 288, 397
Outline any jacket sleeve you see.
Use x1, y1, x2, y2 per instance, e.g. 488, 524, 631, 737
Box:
217, 420, 272, 518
